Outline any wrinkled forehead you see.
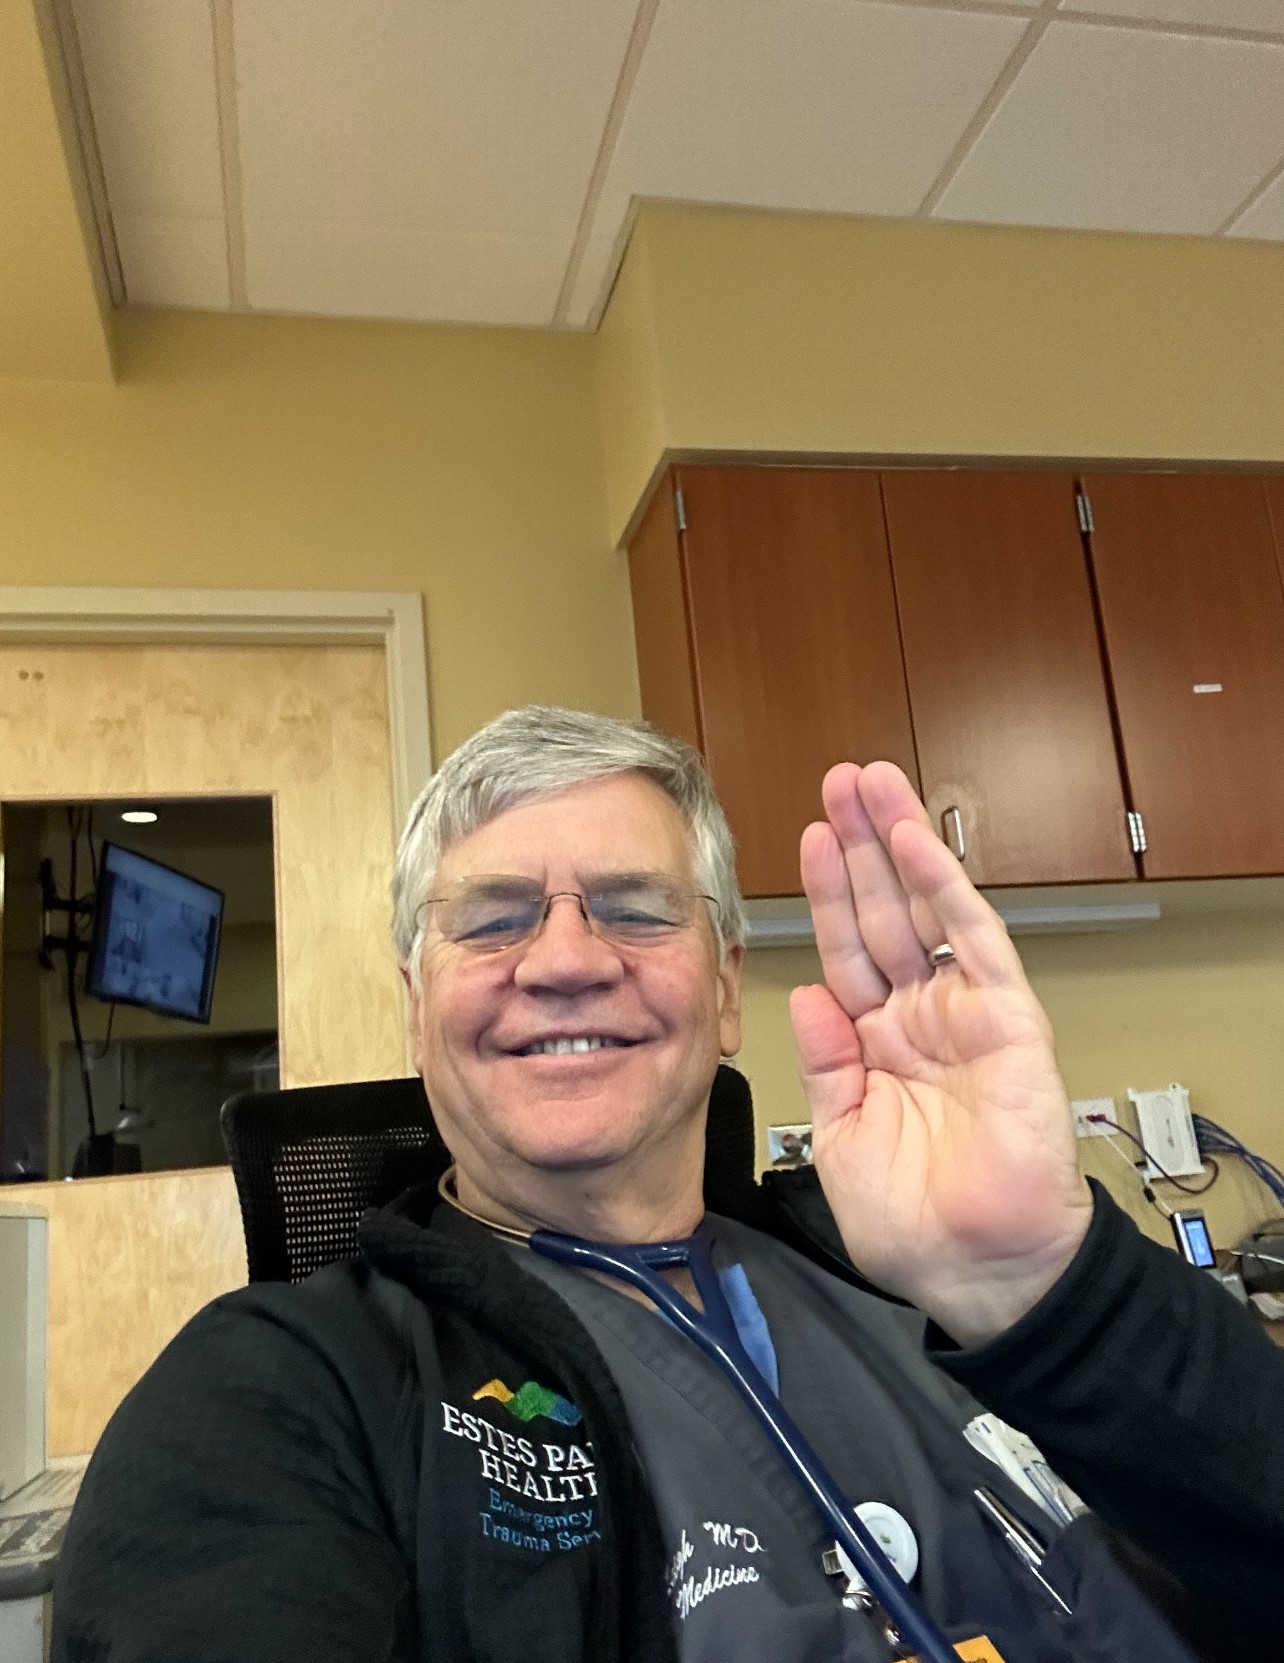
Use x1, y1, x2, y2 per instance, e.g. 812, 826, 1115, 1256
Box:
433, 773, 697, 889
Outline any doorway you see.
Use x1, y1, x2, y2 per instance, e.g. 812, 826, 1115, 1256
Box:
1, 796, 278, 1182
0, 627, 422, 1454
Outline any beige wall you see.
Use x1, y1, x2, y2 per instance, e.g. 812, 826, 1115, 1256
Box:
733, 919, 1284, 1256
599, 204, 1284, 543
0, 309, 639, 760
0, 0, 113, 380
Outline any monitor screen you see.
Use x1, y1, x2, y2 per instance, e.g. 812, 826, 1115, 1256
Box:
86, 843, 224, 1024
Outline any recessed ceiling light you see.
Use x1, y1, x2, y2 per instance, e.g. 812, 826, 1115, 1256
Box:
120, 810, 158, 825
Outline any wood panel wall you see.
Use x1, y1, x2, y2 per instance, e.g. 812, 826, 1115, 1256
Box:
0, 641, 408, 1453
1, 1171, 246, 1455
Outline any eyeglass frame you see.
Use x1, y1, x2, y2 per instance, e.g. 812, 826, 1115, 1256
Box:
416, 872, 723, 955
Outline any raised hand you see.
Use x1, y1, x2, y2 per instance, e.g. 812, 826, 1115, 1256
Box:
789, 761, 1093, 1347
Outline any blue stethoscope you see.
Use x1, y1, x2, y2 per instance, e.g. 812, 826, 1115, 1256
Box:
529, 1221, 961, 1663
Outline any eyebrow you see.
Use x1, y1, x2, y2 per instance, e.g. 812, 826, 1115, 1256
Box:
579, 870, 674, 891
456, 869, 677, 893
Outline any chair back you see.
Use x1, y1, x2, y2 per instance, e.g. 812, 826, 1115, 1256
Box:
220, 1077, 445, 1282
221, 1064, 761, 1283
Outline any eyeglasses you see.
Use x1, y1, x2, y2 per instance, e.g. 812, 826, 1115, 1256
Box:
421, 873, 720, 954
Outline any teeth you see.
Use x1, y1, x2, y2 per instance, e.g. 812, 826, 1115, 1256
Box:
521, 1036, 626, 1057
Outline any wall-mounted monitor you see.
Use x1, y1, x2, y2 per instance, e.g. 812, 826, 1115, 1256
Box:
86, 843, 224, 1024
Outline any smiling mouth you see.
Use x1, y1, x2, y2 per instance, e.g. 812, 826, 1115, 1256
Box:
512, 1036, 638, 1058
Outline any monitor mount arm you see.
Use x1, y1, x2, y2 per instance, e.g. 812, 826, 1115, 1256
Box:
37, 857, 94, 971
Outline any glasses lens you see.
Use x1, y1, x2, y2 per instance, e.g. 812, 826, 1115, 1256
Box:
436, 880, 543, 950
587, 877, 695, 942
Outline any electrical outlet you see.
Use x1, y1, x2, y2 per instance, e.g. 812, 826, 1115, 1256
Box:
767, 1123, 813, 1165
1071, 1098, 1117, 1138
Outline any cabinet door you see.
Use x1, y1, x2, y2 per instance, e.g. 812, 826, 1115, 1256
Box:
1084, 472, 1284, 878
627, 476, 703, 755
1266, 476, 1284, 594
670, 465, 919, 897
882, 471, 1135, 886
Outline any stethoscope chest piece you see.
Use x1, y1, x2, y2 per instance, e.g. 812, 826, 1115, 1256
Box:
826, 1503, 919, 1609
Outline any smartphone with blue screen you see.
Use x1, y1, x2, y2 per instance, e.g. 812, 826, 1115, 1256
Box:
1170, 1209, 1216, 1268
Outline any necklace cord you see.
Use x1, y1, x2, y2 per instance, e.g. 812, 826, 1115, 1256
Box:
436, 1165, 532, 1245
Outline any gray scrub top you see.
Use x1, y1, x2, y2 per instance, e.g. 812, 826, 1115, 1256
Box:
511, 1216, 1203, 1663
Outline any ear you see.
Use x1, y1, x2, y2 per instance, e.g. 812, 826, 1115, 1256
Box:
401, 964, 427, 1073
717, 943, 744, 1058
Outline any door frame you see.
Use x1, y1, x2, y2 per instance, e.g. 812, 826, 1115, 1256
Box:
0, 587, 432, 823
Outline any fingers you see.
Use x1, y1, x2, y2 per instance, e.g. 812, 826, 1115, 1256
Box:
789, 984, 866, 1134
799, 820, 890, 1020
886, 818, 1025, 989
821, 763, 932, 985
855, 761, 1023, 988
808, 756, 1027, 1004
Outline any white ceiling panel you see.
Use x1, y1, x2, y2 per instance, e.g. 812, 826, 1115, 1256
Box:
72, 0, 225, 214
245, 220, 570, 326
112, 213, 231, 309
1227, 169, 1284, 239
934, 20, 1284, 234
234, 0, 638, 323
71, 0, 228, 307
1067, 1, 1284, 34
568, 0, 1029, 326
234, 0, 637, 236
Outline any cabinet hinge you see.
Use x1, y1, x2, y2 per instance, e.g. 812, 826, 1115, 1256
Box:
674, 487, 687, 534
1127, 810, 1148, 856
1075, 489, 1095, 535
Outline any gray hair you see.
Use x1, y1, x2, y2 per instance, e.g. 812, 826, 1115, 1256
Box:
391, 705, 746, 984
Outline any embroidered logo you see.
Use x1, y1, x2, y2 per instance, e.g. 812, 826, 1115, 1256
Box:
666, 1524, 763, 1621
473, 1376, 582, 1426
440, 1398, 599, 1521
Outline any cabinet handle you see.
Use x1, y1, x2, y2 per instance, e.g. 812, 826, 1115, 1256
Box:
942, 806, 966, 862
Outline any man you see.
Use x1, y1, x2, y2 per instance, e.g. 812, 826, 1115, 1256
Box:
54, 706, 1282, 1661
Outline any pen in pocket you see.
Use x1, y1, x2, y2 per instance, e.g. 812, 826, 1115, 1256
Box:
972, 1487, 1073, 1617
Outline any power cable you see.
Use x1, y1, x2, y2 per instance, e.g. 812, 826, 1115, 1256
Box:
1084, 1114, 1219, 1195
65, 806, 97, 1140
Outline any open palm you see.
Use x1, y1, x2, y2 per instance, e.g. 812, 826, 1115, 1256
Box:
790, 762, 1093, 1347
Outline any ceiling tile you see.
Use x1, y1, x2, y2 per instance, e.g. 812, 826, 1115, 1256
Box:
1067, 1, 1284, 34
114, 214, 231, 309
934, 20, 1284, 234
568, 0, 1028, 326
244, 220, 569, 326
234, 0, 637, 325
71, 0, 225, 218
235, 0, 637, 237
1227, 169, 1284, 239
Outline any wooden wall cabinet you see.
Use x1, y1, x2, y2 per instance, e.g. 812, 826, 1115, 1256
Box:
1082, 472, 1284, 879
629, 465, 918, 897
629, 462, 1284, 896
882, 471, 1135, 887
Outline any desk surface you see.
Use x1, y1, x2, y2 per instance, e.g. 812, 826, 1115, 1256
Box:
0, 1462, 86, 1602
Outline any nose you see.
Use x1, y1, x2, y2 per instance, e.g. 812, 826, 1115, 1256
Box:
512, 893, 623, 993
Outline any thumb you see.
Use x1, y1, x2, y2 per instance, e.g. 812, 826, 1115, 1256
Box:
790, 984, 866, 1134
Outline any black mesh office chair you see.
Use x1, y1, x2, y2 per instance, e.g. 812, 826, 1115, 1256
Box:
220, 1077, 446, 1282
220, 1065, 761, 1284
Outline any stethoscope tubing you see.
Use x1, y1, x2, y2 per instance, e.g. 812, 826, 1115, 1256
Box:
530, 1226, 961, 1663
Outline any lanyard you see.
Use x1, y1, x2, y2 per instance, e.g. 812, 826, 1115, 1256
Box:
529, 1222, 960, 1663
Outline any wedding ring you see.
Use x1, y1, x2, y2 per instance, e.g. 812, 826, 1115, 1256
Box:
928, 943, 957, 970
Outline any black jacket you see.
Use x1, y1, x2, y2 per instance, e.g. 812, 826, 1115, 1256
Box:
52, 1171, 1283, 1662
